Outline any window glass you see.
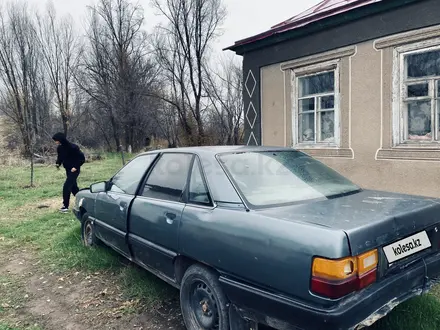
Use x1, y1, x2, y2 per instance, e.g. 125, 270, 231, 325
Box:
219, 151, 359, 208
189, 159, 211, 205
298, 71, 334, 97
297, 70, 336, 144
110, 154, 157, 195
407, 83, 428, 97
406, 50, 440, 78
401, 49, 440, 142
142, 153, 193, 202
407, 100, 431, 139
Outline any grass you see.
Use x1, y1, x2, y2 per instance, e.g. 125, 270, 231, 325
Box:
0, 152, 175, 309
0, 275, 27, 312
371, 295, 440, 330
1, 152, 440, 329
0, 274, 42, 330
0, 325, 42, 330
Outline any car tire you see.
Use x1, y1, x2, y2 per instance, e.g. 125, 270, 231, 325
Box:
180, 264, 230, 330
81, 213, 100, 247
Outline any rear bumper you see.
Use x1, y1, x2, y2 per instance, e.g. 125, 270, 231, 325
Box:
221, 252, 440, 330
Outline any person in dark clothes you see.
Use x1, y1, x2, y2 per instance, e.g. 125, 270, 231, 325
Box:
52, 132, 85, 213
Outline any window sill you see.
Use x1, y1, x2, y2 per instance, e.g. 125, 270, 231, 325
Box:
294, 146, 354, 159
377, 147, 440, 161
295, 143, 339, 149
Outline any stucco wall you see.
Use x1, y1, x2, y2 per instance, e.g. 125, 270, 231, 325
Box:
260, 34, 440, 198
260, 64, 286, 147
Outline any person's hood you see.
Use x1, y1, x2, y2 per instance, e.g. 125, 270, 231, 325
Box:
52, 132, 69, 145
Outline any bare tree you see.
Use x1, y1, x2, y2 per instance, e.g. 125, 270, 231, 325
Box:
77, 0, 158, 152
0, 2, 53, 185
151, 31, 194, 142
35, 3, 80, 136
152, 0, 227, 146
204, 54, 244, 145
151, 92, 181, 147
0, 3, 43, 153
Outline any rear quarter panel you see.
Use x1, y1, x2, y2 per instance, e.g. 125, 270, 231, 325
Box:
179, 205, 350, 307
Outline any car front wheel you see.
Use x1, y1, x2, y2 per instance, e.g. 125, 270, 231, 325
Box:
180, 264, 230, 330
81, 213, 100, 247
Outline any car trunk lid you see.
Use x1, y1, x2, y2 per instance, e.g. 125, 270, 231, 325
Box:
258, 189, 440, 256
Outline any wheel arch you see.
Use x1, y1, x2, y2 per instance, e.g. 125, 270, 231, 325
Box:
174, 255, 221, 286
79, 206, 88, 220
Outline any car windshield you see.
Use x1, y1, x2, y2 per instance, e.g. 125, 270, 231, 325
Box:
218, 150, 360, 207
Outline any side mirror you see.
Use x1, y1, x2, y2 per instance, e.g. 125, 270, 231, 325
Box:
90, 181, 107, 193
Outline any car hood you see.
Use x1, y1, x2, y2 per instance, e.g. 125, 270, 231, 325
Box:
258, 189, 440, 255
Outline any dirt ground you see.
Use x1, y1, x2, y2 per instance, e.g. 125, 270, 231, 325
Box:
0, 250, 186, 330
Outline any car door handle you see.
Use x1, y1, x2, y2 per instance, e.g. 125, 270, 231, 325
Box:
165, 212, 176, 224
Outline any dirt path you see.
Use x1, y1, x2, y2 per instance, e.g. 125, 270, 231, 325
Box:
0, 250, 186, 330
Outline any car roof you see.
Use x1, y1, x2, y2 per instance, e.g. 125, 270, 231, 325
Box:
139, 145, 294, 159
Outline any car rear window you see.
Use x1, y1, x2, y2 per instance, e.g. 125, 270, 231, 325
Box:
218, 150, 360, 208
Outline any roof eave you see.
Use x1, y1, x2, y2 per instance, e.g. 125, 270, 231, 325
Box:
224, 0, 421, 56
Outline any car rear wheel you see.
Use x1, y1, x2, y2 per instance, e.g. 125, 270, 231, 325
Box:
180, 264, 230, 330
81, 213, 100, 247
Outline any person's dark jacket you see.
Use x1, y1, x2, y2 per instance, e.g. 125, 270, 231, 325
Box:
52, 132, 85, 171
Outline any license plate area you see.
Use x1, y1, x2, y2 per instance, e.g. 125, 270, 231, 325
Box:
383, 231, 432, 264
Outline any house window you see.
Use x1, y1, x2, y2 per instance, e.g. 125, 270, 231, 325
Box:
293, 62, 339, 147
397, 45, 440, 144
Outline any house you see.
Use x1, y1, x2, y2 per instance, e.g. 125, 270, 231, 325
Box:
225, 0, 440, 198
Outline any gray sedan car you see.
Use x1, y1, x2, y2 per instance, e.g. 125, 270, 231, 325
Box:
72, 146, 440, 330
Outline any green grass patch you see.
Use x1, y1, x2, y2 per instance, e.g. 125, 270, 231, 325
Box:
372, 295, 440, 330
0, 152, 173, 308
120, 263, 178, 305
0, 325, 16, 330
0, 275, 28, 324
0, 153, 130, 210
0, 210, 177, 305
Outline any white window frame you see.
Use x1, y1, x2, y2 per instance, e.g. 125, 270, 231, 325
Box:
291, 60, 341, 148
393, 38, 440, 147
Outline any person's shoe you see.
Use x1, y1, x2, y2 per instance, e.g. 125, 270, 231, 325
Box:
59, 206, 69, 213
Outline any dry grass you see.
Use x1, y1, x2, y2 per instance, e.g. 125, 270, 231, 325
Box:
0, 116, 6, 150
0, 197, 60, 226
0, 117, 29, 167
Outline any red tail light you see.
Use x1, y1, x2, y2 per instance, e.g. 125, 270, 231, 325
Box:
311, 269, 377, 299
311, 250, 378, 299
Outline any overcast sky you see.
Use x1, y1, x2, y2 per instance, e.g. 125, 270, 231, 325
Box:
23, 0, 319, 56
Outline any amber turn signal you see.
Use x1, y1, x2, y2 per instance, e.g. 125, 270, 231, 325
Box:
312, 256, 356, 280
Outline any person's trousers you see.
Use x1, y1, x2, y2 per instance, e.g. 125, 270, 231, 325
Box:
63, 168, 80, 208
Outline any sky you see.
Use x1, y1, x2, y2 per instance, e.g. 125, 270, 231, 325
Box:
22, 0, 319, 58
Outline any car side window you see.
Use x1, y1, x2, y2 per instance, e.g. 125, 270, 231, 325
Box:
142, 153, 193, 202
189, 159, 211, 205
110, 154, 157, 195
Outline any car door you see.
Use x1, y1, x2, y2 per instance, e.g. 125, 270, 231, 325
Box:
94, 153, 158, 257
128, 152, 194, 281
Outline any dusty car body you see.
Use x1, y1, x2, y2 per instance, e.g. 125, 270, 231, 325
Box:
72, 146, 440, 330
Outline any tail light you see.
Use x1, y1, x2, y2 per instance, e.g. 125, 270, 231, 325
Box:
311, 249, 378, 299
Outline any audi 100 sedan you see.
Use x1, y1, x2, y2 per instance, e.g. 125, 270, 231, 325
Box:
72, 146, 440, 330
